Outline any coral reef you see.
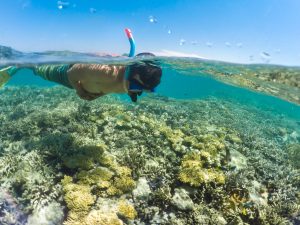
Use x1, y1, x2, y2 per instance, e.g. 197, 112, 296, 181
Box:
84, 210, 122, 225
165, 58, 300, 105
178, 150, 225, 187
26, 202, 64, 225
117, 200, 137, 220
61, 145, 136, 224
0, 188, 27, 225
171, 188, 194, 211
287, 143, 300, 169
0, 86, 299, 225
62, 176, 95, 214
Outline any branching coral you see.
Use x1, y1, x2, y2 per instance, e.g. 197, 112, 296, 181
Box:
0, 147, 61, 211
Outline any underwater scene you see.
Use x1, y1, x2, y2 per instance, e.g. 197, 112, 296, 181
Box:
1, 0, 300, 224
0, 45, 300, 225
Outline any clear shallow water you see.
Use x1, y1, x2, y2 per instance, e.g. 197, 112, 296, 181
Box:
1, 46, 300, 225
8, 64, 300, 121
4, 45, 300, 120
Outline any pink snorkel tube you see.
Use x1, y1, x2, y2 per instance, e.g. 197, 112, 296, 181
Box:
125, 28, 136, 57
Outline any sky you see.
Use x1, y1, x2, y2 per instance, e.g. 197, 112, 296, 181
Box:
0, 0, 300, 65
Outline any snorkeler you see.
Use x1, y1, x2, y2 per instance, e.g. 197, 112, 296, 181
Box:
0, 53, 162, 102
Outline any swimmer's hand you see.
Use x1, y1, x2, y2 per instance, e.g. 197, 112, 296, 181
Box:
76, 81, 105, 101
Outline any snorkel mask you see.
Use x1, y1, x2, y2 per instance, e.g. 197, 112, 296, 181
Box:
125, 65, 156, 93
125, 65, 157, 102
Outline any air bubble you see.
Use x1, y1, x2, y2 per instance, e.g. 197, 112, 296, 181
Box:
206, 42, 213, 48
225, 42, 231, 47
149, 15, 158, 23
57, 1, 70, 10
236, 43, 243, 48
21, 0, 30, 9
90, 8, 97, 13
179, 39, 186, 46
260, 52, 271, 63
261, 52, 270, 57
164, 25, 172, 34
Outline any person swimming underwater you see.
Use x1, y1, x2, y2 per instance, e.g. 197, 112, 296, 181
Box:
0, 53, 162, 102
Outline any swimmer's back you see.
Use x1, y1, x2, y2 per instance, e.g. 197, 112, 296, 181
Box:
68, 64, 127, 94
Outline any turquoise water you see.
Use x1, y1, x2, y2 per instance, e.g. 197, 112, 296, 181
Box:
1, 49, 300, 224
7, 58, 300, 120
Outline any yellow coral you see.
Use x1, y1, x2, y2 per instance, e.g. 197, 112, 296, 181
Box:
118, 200, 137, 220
183, 136, 197, 146
77, 167, 114, 186
198, 134, 226, 155
107, 176, 136, 196
182, 151, 200, 161
61, 176, 95, 224
61, 175, 73, 186
64, 211, 86, 225
98, 152, 116, 167
214, 172, 226, 185
63, 183, 95, 212
178, 151, 225, 187
106, 186, 122, 196
181, 159, 202, 168
200, 151, 211, 160
114, 166, 132, 176
179, 167, 208, 187
160, 127, 185, 149
114, 176, 136, 192
85, 210, 123, 225
97, 181, 111, 189
62, 176, 95, 212
102, 165, 136, 196
63, 154, 94, 170
65, 210, 123, 225
61, 149, 137, 224
227, 192, 249, 212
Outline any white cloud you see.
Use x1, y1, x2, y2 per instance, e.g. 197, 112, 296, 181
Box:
152, 49, 205, 58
